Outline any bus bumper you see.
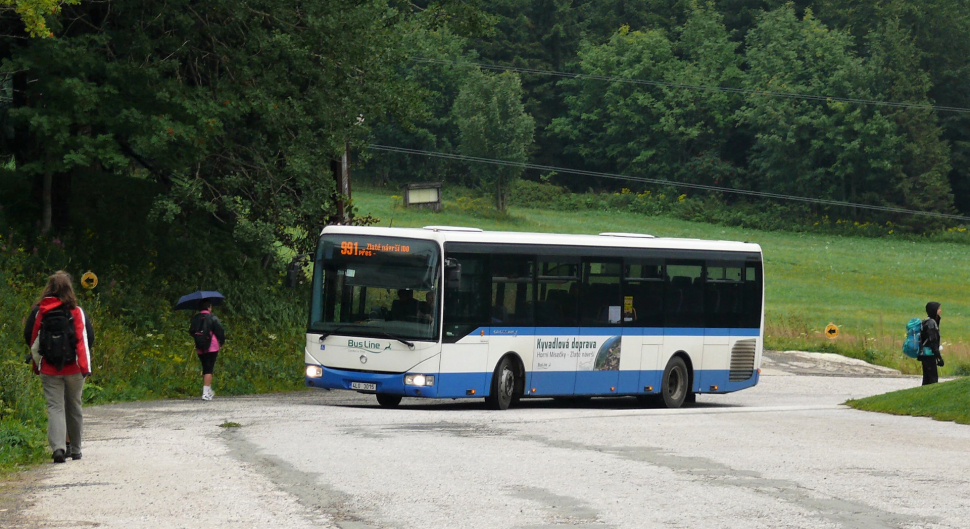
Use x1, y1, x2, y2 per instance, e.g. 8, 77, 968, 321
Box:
696, 369, 760, 393
305, 364, 439, 398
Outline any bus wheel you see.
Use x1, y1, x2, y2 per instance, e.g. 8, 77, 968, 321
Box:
660, 356, 689, 409
486, 357, 517, 410
376, 394, 402, 408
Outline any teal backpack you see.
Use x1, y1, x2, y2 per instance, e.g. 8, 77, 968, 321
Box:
902, 318, 923, 359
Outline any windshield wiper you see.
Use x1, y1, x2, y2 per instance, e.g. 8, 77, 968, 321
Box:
319, 326, 415, 349
320, 325, 352, 339
380, 332, 415, 349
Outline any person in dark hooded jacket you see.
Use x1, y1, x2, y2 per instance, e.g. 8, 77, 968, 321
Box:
919, 301, 944, 385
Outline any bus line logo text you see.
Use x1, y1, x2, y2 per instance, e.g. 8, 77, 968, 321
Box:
348, 339, 390, 353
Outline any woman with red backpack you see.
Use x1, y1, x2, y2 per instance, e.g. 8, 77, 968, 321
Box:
23, 271, 94, 463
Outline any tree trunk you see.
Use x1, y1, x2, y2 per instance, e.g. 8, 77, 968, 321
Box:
52, 171, 73, 230
42, 170, 52, 232
495, 179, 505, 212
328, 158, 343, 225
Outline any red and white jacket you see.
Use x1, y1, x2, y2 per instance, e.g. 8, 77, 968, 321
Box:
24, 297, 93, 376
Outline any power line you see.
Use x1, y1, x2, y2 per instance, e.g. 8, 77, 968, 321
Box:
412, 57, 970, 115
368, 144, 970, 222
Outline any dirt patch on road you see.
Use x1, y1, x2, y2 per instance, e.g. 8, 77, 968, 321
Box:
0, 468, 47, 526
762, 350, 903, 377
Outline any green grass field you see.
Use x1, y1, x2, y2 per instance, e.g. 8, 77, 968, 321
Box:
846, 377, 970, 424
353, 188, 970, 375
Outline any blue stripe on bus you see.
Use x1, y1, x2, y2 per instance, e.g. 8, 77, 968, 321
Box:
483, 327, 759, 337
435, 371, 488, 398
699, 370, 762, 393
306, 365, 759, 399
573, 370, 622, 395
618, 369, 645, 393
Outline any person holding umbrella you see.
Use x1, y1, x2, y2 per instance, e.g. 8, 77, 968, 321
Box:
176, 291, 226, 401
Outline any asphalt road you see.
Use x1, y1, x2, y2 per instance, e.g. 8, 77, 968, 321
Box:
3, 353, 969, 529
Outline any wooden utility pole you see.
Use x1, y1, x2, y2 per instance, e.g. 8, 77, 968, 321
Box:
341, 143, 351, 223
330, 143, 352, 224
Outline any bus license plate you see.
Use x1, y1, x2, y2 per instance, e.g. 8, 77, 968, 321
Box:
350, 382, 377, 391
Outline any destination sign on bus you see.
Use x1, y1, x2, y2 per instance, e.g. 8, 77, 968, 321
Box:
339, 240, 412, 257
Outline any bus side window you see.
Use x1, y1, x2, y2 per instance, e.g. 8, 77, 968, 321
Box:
442, 253, 491, 341
581, 260, 621, 326
491, 255, 534, 326
623, 260, 664, 328
705, 261, 744, 328
665, 262, 704, 327
741, 262, 763, 328
537, 259, 579, 327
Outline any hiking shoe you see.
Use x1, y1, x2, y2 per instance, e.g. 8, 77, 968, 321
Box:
52, 449, 66, 463
70, 452, 82, 460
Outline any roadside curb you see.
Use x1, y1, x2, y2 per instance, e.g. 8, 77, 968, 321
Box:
762, 350, 907, 378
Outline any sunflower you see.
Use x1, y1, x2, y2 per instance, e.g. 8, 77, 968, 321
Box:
81, 271, 98, 289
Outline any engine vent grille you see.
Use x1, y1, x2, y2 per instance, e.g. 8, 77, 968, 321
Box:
729, 339, 757, 381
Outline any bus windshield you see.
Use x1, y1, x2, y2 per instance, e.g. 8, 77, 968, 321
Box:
310, 234, 440, 341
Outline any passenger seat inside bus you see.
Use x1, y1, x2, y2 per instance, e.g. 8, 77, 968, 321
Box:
669, 276, 690, 313
537, 290, 566, 326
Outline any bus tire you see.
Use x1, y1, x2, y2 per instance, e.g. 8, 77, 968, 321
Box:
376, 394, 402, 408
660, 356, 689, 409
486, 357, 517, 410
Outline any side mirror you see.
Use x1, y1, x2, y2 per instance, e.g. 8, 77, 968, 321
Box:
444, 258, 461, 291
285, 253, 310, 288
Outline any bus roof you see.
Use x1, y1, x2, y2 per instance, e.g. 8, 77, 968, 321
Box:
321, 225, 762, 254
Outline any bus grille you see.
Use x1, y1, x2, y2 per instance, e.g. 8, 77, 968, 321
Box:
729, 339, 757, 381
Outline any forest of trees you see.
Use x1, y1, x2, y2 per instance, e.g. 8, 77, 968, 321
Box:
371, 0, 970, 223
3, 1, 970, 254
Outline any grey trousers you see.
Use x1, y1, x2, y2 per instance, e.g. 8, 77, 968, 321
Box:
40, 373, 84, 455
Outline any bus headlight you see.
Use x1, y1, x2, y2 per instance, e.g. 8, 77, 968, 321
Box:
405, 374, 435, 386
306, 365, 323, 378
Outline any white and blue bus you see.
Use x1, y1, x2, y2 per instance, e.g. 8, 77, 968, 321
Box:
302, 225, 764, 409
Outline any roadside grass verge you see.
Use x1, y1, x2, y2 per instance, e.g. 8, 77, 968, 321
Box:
356, 187, 970, 375
846, 378, 970, 424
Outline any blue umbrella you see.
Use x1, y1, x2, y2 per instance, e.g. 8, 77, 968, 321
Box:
174, 291, 225, 311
